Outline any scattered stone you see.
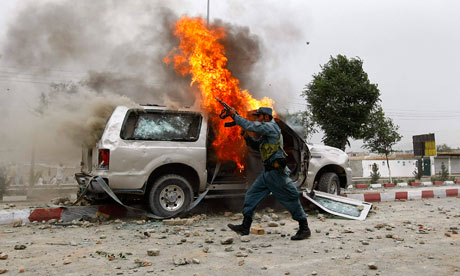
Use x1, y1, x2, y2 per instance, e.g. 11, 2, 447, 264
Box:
262, 215, 272, 222
236, 252, 248, 257
268, 222, 279, 227
419, 240, 425, 244
240, 236, 250, 243
445, 233, 451, 237
193, 231, 200, 236
11, 220, 22, 227
385, 234, 393, 239
312, 271, 318, 275
225, 246, 234, 252
374, 223, 386, 229
221, 237, 234, 245
345, 254, 351, 259
260, 243, 272, 248
99, 235, 107, 239
343, 229, 354, 233
147, 249, 160, 256
270, 213, 280, 221
368, 262, 378, 270
0, 269, 7, 274
205, 228, 215, 232
204, 238, 214, 244
172, 257, 188, 266
163, 218, 187, 226
192, 258, 200, 264
238, 260, 245, 266
203, 247, 209, 253
315, 229, 321, 233
14, 245, 26, 250
361, 241, 370, 245
428, 256, 434, 259
0, 253, 7, 260
224, 212, 233, 217
356, 249, 363, 253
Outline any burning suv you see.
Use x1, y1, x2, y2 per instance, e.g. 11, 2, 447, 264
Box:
75, 105, 352, 217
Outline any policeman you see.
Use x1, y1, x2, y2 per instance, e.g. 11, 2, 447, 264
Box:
226, 107, 311, 240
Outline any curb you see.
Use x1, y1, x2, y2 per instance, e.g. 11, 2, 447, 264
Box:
343, 188, 460, 202
0, 205, 141, 225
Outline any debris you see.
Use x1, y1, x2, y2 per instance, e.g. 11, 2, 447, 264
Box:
147, 249, 160, 256
445, 233, 452, 237
0, 253, 7, 260
134, 258, 152, 267
202, 247, 209, 253
240, 236, 250, 243
14, 245, 26, 250
250, 226, 265, 235
224, 246, 234, 252
235, 252, 248, 257
0, 269, 7, 274
205, 228, 215, 232
368, 262, 378, 270
224, 212, 233, 217
268, 222, 279, 227
220, 237, 234, 245
192, 258, 200, 264
11, 220, 23, 227
238, 260, 245, 266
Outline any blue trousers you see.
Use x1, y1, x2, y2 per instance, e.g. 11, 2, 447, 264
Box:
242, 169, 307, 221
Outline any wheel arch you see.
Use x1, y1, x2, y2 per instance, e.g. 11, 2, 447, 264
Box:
314, 164, 348, 188
146, 163, 200, 195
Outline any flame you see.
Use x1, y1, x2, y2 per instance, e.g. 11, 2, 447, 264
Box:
164, 16, 274, 170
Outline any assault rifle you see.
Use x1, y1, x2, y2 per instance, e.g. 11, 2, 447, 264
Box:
215, 96, 237, 127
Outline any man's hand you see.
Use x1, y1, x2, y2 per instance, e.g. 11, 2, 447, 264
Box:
227, 107, 237, 118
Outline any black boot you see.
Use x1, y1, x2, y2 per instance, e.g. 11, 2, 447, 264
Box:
291, 219, 311, 240
228, 215, 252, 235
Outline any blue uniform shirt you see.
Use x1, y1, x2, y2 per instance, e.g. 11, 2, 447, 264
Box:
233, 114, 286, 166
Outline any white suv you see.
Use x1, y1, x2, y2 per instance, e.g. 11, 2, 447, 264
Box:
75, 105, 352, 217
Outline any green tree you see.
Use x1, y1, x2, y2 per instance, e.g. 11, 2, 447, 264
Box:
370, 163, 380, 184
437, 143, 453, 152
362, 107, 402, 183
302, 55, 381, 150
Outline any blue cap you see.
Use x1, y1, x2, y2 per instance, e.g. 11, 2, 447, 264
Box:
253, 107, 273, 117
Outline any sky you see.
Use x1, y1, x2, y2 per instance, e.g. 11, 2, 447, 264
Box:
0, 0, 459, 164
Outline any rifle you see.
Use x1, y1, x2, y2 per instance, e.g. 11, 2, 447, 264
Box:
215, 96, 237, 127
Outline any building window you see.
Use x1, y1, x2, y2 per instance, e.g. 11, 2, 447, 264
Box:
403, 161, 406, 166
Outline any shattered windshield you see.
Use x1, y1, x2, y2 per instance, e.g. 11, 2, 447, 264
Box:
121, 110, 202, 141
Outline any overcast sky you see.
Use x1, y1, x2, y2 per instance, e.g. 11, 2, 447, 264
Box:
1, 0, 459, 153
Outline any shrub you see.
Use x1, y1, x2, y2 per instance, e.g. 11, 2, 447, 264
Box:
370, 163, 380, 184
440, 162, 449, 181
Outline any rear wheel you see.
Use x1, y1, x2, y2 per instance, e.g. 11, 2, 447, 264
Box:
148, 174, 193, 217
318, 172, 341, 195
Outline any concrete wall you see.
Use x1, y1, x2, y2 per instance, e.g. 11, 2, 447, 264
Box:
361, 159, 417, 178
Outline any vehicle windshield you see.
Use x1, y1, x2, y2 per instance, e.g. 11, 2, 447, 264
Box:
121, 110, 202, 141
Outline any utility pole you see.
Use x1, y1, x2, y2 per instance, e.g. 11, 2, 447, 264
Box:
207, 0, 210, 27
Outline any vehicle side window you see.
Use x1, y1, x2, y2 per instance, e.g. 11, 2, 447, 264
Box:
121, 110, 202, 141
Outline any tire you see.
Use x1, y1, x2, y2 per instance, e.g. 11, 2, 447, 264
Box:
148, 174, 193, 217
318, 172, 341, 195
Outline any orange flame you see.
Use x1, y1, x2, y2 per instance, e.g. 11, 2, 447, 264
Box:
164, 16, 274, 170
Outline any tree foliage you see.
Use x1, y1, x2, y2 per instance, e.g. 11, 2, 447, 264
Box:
437, 143, 453, 152
281, 110, 318, 142
362, 107, 402, 183
302, 55, 381, 150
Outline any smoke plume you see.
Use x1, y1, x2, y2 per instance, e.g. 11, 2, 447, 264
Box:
0, 0, 267, 168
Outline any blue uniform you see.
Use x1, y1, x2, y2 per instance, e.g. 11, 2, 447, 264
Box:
234, 114, 307, 221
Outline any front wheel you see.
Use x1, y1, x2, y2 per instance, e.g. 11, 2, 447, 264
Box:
318, 172, 341, 195
148, 174, 193, 217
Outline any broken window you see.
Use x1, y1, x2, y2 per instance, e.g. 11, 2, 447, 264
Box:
121, 110, 202, 141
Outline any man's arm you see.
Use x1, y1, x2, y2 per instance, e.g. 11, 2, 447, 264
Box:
233, 114, 273, 136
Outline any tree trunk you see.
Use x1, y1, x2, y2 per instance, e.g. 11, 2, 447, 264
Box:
385, 153, 392, 183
